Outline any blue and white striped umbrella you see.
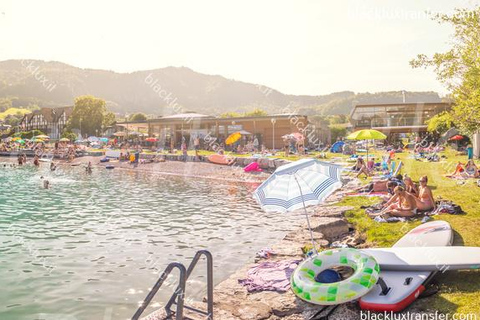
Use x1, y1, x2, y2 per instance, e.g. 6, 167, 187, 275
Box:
253, 159, 343, 213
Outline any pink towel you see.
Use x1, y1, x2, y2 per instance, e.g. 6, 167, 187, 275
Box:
238, 259, 300, 293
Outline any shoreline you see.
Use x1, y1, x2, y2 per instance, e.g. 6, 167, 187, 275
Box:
0, 155, 272, 184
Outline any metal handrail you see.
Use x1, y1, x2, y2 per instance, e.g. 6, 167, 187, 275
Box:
131, 250, 214, 320
165, 250, 213, 319
132, 262, 187, 320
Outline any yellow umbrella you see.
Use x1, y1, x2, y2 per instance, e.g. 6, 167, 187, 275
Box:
225, 132, 242, 145
346, 129, 387, 160
12, 137, 22, 141
35, 135, 50, 139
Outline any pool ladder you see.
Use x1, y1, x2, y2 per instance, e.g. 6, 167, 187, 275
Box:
132, 250, 214, 320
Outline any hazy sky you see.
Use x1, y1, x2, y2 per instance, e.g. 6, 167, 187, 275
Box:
0, 0, 477, 96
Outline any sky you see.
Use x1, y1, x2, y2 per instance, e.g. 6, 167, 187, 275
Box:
0, 0, 478, 96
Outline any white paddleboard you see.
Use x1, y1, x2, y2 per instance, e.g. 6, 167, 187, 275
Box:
360, 220, 453, 312
361, 247, 480, 271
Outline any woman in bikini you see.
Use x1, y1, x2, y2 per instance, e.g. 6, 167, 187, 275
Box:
404, 176, 418, 196
381, 186, 418, 217
465, 160, 479, 178
415, 176, 435, 211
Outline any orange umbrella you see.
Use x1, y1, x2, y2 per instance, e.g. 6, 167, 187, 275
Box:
226, 132, 241, 145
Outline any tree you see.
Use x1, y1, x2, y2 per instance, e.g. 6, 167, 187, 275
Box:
426, 112, 455, 134
103, 112, 117, 128
220, 112, 242, 118
244, 108, 268, 117
410, 7, 480, 135
68, 96, 107, 136
129, 113, 147, 121
61, 130, 77, 142
329, 124, 347, 143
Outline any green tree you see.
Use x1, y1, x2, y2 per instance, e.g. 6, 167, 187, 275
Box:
103, 111, 117, 128
61, 130, 77, 142
426, 112, 455, 134
220, 112, 242, 118
0, 98, 12, 112
329, 124, 347, 143
411, 7, 480, 135
244, 108, 268, 117
69, 95, 107, 136
129, 113, 147, 121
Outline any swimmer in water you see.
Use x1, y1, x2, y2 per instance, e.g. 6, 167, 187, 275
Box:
86, 161, 92, 173
43, 179, 50, 189
50, 162, 57, 171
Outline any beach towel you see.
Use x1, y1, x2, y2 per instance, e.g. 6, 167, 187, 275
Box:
238, 259, 301, 293
346, 191, 388, 197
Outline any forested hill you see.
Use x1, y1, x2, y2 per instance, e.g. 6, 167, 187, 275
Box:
0, 60, 442, 116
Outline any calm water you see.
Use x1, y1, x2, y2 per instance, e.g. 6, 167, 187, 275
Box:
0, 162, 300, 320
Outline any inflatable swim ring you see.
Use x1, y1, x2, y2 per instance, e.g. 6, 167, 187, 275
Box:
291, 248, 380, 305
100, 157, 110, 163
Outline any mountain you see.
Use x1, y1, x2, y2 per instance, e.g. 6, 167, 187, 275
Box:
0, 60, 442, 116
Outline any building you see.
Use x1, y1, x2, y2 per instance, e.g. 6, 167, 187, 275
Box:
350, 102, 452, 134
116, 112, 329, 149
19, 107, 73, 139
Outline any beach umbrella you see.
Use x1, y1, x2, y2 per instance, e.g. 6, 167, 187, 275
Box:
346, 129, 387, 160
114, 131, 127, 137
99, 137, 109, 143
145, 137, 158, 142
292, 132, 305, 141
253, 159, 343, 254
12, 137, 22, 141
17, 139, 25, 144
59, 138, 70, 142
35, 135, 50, 139
449, 135, 464, 141
226, 132, 241, 145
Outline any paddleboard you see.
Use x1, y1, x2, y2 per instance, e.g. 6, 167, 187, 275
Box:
360, 220, 452, 312
208, 154, 234, 165
361, 247, 480, 271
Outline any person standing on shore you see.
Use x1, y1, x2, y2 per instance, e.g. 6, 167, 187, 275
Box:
194, 136, 200, 159
181, 141, 188, 161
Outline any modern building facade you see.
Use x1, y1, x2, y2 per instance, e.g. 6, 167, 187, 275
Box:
19, 107, 73, 139
117, 112, 329, 149
350, 102, 452, 134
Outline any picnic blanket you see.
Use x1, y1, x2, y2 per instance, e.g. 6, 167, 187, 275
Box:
238, 259, 301, 293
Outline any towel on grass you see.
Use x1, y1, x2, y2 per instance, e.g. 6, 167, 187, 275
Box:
238, 259, 301, 293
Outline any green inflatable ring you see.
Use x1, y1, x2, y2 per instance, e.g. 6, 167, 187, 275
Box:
291, 248, 380, 305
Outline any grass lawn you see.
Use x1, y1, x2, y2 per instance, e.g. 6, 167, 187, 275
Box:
333, 148, 480, 315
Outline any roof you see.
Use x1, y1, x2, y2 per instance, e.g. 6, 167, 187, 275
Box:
162, 113, 210, 119
22, 106, 73, 124
350, 102, 451, 118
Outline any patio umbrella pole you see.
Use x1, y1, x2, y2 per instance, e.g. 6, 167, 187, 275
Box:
294, 175, 318, 255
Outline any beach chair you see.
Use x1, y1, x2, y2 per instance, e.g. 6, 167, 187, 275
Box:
373, 161, 402, 180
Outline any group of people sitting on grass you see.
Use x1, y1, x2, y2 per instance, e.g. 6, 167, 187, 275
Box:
448, 160, 480, 178
355, 173, 436, 219
352, 155, 398, 179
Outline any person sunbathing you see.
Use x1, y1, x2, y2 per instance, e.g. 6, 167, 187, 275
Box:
415, 176, 435, 211
448, 162, 465, 177
465, 160, 479, 178
378, 186, 418, 217
354, 157, 371, 179
403, 176, 418, 196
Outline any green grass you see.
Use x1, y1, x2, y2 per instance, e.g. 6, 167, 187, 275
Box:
333, 148, 480, 315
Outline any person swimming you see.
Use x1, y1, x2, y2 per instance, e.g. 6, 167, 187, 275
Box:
86, 161, 92, 174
